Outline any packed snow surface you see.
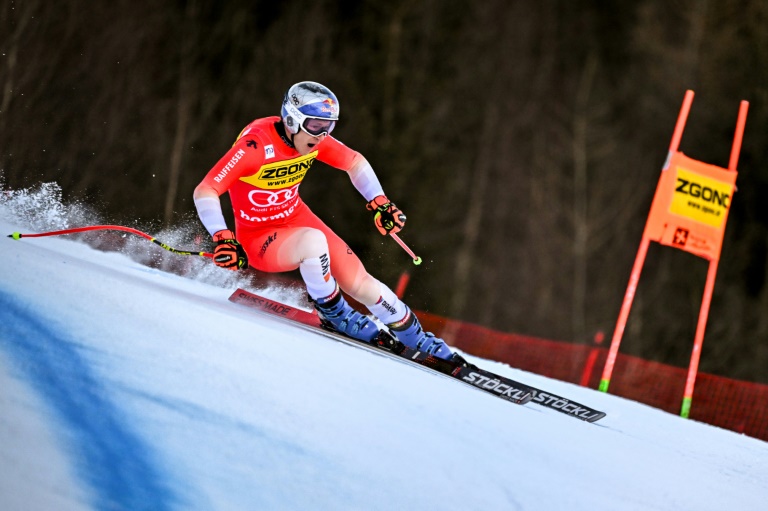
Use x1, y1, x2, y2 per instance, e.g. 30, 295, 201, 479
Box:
1, 185, 767, 510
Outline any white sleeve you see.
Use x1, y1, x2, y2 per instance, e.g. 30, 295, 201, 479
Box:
194, 196, 229, 236
348, 160, 385, 202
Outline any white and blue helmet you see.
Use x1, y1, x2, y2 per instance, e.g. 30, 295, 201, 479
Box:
281, 81, 339, 136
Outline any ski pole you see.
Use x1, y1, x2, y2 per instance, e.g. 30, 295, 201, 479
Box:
390, 233, 422, 265
8, 225, 214, 258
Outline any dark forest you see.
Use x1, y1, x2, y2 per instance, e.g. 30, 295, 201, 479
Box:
2, 1, 767, 382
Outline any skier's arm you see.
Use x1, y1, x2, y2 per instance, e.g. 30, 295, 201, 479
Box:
194, 140, 263, 236
193, 188, 228, 237
348, 157, 406, 235
317, 136, 383, 200
193, 139, 263, 270
318, 137, 405, 235
347, 157, 385, 201
193, 183, 249, 270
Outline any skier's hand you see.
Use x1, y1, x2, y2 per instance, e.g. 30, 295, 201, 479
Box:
212, 229, 249, 270
366, 195, 406, 236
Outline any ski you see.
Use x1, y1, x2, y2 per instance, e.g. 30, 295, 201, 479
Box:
228, 288, 531, 405
229, 288, 606, 422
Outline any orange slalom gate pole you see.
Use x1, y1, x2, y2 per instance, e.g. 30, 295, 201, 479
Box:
728, 101, 749, 172
680, 260, 719, 417
599, 91, 694, 393
680, 99, 748, 418
580, 331, 604, 387
599, 237, 650, 392
669, 90, 695, 155
394, 271, 411, 299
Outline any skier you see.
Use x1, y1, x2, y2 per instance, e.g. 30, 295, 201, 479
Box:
194, 81, 465, 364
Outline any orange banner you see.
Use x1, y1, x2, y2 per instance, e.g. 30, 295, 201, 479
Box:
643, 152, 737, 261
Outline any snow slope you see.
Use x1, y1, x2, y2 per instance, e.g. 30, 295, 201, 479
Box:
1, 186, 767, 511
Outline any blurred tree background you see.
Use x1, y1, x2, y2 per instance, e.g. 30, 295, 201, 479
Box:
2, 0, 767, 382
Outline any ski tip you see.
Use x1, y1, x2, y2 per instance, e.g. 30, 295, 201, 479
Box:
586, 412, 607, 423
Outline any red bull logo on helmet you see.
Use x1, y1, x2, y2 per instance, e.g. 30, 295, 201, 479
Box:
321, 98, 338, 115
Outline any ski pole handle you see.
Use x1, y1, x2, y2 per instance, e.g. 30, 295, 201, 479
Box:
390, 233, 422, 265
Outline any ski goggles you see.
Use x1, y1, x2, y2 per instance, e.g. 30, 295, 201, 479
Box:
301, 117, 336, 137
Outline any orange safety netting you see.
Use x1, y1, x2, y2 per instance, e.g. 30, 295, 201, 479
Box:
417, 311, 768, 442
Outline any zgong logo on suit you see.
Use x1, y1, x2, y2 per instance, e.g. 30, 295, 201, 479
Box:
239, 151, 318, 189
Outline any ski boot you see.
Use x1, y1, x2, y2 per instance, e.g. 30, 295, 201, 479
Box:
387, 307, 453, 360
312, 287, 380, 343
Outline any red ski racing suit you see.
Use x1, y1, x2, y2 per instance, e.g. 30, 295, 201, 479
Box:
194, 116, 381, 298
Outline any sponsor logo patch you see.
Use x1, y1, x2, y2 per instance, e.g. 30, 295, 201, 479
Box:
380, 300, 397, 316
213, 148, 246, 183
320, 253, 331, 281
461, 372, 527, 401
673, 227, 689, 247
239, 204, 298, 223
247, 184, 300, 208
238, 151, 318, 190
260, 232, 277, 256
670, 167, 733, 228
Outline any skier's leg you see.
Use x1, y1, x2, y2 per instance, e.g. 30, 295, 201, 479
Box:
304, 218, 456, 360
243, 208, 461, 361
241, 225, 380, 342
365, 279, 455, 360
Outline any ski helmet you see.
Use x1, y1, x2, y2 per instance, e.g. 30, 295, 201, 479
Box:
281, 81, 339, 137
